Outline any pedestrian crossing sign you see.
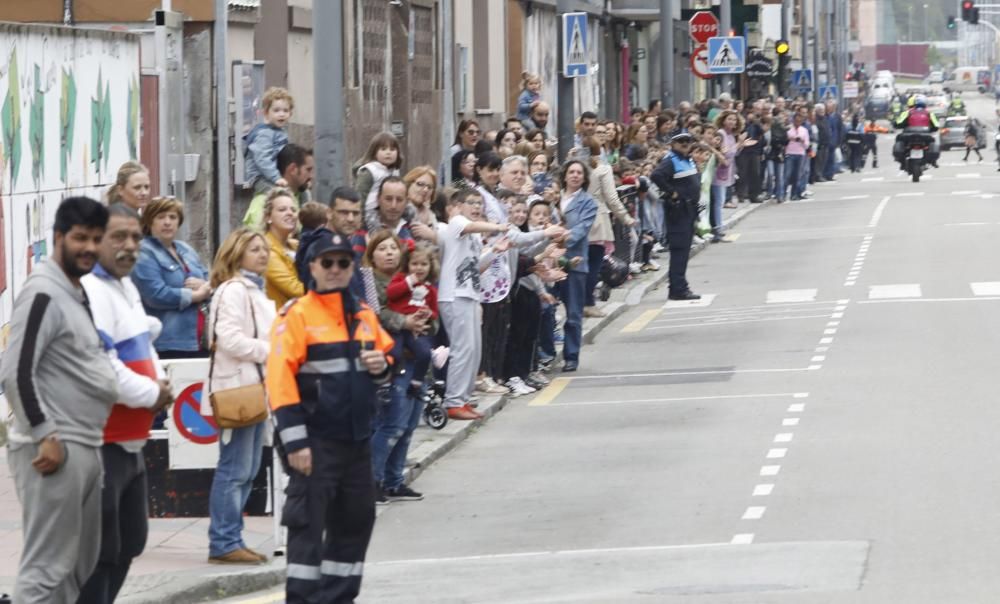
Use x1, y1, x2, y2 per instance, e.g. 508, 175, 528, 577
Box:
707, 36, 745, 74
562, 12, 589, 77
819, 85, 838, 101
793, 69, 814, 91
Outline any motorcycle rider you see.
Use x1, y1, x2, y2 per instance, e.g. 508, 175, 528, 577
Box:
948, 94, 967, 117
889, 96, 903, 129
894, 95, 940, 170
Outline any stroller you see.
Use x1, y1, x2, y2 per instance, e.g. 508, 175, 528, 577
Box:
422, 380, 448, 430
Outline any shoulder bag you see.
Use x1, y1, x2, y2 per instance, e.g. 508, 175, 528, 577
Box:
208, 281, 269, 429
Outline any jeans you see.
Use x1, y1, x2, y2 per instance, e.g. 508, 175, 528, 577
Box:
585, 244, 605, 307
770, 160, 785, 200
709, 184, 727, 235
798, 153, 811, 191
371, 364, 425, 490
561, 271, 587, 363
537, 299, 557, 361
396, 331, 433, 387
208, 421, 266, 558
785, 154, 805, 199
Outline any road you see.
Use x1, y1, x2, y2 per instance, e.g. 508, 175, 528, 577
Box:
226, 96, 1000, 603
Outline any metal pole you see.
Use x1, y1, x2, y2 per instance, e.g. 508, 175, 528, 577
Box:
719, 0, 732, 94
780, 0, 790, 97
313, 0, 345, 203
801, 0, 809, 99
214, 0, 231, 242
440, 0, 454, 184
659, 0, 674, 108
811, 0, 819, 100
557, 0, 574, 161
830, 0, 841, 108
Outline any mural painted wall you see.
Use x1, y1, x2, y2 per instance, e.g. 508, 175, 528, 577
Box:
0, 24, 140, 352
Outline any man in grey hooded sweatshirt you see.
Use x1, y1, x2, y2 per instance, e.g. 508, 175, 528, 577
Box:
1, 197, 118, 604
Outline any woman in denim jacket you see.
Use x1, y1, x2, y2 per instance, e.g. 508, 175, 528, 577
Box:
132, 197, 212, 358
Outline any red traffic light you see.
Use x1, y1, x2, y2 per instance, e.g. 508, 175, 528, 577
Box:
964, 1, 973, 9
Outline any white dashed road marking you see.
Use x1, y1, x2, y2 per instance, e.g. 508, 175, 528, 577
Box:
766, 289, 818, 304
869, 283, 922, 299
971, 282, 1000, 296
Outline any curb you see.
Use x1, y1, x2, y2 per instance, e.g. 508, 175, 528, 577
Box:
119, 200, 771, 603
118, 565, 286, 604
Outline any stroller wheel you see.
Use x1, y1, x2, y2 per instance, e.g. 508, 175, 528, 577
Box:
424, 404, 448, 430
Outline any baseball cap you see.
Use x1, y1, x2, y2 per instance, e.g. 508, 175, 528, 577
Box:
305, 230, 353, 263
671, 131, 697, 143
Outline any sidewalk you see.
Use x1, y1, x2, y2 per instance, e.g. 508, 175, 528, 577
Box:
0, 201, 765, 604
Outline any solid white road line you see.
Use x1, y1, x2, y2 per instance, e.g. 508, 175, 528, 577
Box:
859, 296, 1000, 305
971, 282, 1000, 296
869, 195, 891, 228
957, 173, 982, 179
373, 541, 740, 566
647, 314, 833, 330
568, 368, 817, 381
945, 222, 990, 226
896, 192, 925, 197
545, 393, 807, 408
868, 283, 922, 299
861, 177, 885, 182
766, 289, 818, 304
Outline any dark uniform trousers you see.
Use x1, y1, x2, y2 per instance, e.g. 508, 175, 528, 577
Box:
284, 438, 376, 604
666, 204, 696, 295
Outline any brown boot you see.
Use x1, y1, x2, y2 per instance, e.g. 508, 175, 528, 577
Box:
243, 547, 268, 562
208, 548, 264, 565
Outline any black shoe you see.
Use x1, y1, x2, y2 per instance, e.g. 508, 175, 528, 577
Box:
386, 485, 424, 501
524, 377, 547, 390
562, 360, 579, 373
376, 485, 390, 506
668, 290, 702, 301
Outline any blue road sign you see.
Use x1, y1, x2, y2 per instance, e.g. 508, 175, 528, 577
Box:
707, 36, 746, 74
792, 69, 814, 92
818, 85, 839, 101
563, 12, 589, 78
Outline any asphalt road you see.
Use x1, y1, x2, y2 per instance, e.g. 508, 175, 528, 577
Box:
226, 95, 1000, 603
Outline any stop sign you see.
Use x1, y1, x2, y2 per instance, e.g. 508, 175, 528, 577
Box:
688, 11, 719, 45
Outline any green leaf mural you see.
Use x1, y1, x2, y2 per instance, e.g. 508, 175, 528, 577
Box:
29, 64, 44, 188
90, 68, 112, 174
60, 67, 76, 184
127, 76, 138, 159
2, 48, 22, 188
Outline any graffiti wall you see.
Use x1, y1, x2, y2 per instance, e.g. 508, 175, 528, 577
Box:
0, 23, 140, 350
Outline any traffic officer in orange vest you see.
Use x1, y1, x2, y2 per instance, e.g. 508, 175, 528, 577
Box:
266, 230, 395, 604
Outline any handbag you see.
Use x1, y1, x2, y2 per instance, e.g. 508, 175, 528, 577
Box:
207, 282, 269, 429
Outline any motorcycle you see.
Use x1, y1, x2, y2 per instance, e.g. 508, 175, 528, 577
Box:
898, 131, 936, 182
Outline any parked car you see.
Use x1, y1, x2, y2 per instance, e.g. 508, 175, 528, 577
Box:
940, 116, 988, 150
926, 71, 945, 84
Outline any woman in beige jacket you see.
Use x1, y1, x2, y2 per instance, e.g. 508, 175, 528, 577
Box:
205, 228, 277, 565
583, 136, 635, 317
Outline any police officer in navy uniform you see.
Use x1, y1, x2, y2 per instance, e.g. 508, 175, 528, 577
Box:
651, 132, 702, 301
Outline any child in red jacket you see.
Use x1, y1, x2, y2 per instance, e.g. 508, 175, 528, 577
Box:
386, 243, 439, 396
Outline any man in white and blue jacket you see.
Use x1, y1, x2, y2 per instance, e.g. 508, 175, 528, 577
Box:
652, 132, 703, 301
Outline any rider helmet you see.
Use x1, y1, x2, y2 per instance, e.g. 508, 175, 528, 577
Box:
913, 96, 927, 109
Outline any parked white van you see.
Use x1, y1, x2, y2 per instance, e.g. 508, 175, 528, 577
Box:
944, 66, 991, 93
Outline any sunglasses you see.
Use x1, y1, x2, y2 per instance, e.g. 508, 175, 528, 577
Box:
319, 257, 352, 270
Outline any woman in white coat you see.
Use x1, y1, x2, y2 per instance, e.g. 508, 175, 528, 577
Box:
205, 228, 277, 564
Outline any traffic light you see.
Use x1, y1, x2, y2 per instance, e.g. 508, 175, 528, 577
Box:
971, 7, 980, 24
948, 16, 957, 30
775, 39, 790, 56
962, 1, 977, 23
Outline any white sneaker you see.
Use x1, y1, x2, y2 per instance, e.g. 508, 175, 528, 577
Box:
802, 190, 814, 198
507, 377, 536, 396
646, 259, 661, 270
652, 242, 665, 253
528, 371, 551, 385
477, 377, 508, 394
629, 262, 643, 275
